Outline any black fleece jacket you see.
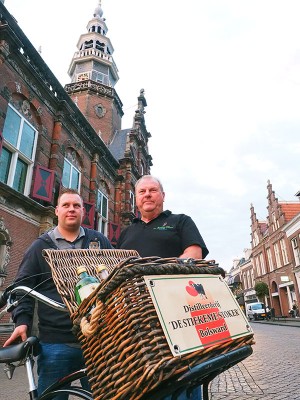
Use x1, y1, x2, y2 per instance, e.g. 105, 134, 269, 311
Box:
12, 228, 112, 343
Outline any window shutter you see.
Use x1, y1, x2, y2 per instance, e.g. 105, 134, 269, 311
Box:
82, 201, 95, 229
108, 222, 120, 246
32, 165, 55, 202
0, 131, 3, 156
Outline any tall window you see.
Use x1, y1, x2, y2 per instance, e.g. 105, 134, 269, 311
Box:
254, 257, 261, 277
272, 212, 279, 231
0, 104, 37, 195
253, 231, 259, 247
242, 272, 247, 289
246, 270, 251, 288
62, 158, 80, 190
97, 190, 108, 235
291, 237, 300, 266
280, 239, 289, 265
259, 253, 266, 275
274, 242, 281, 268
266, 248, 274, 272
129, 190, 135, 213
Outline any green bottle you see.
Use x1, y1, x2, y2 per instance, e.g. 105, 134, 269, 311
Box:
74, 265, 100, 305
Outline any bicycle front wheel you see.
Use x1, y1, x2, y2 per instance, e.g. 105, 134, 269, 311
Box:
40, 387, 93, 400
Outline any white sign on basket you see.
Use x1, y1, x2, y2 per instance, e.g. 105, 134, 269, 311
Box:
144, 274, 253, 357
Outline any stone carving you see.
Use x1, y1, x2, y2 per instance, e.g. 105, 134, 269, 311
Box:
22, 99, 30, 115
15, 81, 22, 93
0, 218, 12, 284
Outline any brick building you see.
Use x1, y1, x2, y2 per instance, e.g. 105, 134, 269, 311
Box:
250, 181, 300, 316
0, 0, 152, 335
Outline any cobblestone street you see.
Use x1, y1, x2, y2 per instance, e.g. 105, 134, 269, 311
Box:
209, 322, 300, 399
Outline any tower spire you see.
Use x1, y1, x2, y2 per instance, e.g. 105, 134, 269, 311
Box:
67, 1, 119, 87
65, 1, 123, 145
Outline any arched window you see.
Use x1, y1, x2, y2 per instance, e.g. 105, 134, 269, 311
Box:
62, 149, 82, 190
95, 41, 105, 52
84, 40, 93, 50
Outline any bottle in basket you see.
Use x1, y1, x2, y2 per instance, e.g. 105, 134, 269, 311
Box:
96, 264, 109, 281
75, 265, 100, 305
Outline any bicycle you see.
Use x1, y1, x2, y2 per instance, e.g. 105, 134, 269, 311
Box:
0, 284, 93, 399
0, 281, 253, 400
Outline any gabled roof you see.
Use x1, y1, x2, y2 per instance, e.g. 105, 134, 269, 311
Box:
280, 203, 300, 222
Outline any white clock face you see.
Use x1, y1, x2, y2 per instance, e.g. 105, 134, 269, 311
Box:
77, 73, 89, 82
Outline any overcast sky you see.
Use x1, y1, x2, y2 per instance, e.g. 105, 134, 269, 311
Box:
5, 0, 300, 271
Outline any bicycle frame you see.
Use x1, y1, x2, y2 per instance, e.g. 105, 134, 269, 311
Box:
0, 286, 93, 400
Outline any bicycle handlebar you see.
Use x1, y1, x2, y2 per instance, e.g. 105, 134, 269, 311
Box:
0, 285, 68, 318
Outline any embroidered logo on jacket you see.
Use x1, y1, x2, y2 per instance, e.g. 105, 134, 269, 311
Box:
153, 225, 174, 231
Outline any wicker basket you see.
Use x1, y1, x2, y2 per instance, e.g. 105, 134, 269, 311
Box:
43, 251, 254, 400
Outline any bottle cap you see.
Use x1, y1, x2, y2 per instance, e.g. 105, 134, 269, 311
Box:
76, 265, 87, 275
96, 264, 108, 272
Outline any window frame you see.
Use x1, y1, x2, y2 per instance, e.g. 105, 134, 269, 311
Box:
274, 242, 282, 268
61, 157, 81, 190
280, 238, 289, 265
0, 104, 38, 195
129, 190, 135, 214
96, 189, 108, 236
266, 247, 274, 272
259, 253, 266, 275
291, 237, 300, 266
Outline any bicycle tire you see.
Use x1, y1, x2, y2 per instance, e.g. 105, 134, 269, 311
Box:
40, 387, 93, 400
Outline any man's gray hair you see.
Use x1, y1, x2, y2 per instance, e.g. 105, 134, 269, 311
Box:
135, 175, 164, 192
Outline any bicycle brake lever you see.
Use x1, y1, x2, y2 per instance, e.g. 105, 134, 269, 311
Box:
4, 363, 15, 380
7, 300, 19, 313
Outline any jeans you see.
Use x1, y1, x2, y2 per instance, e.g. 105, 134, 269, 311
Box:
37, 342, 90, 400
163, 386, 202, 399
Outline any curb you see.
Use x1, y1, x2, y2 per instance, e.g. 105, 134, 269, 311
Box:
251, 320, 300, 328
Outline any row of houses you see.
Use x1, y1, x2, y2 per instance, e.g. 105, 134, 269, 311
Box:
227, 181, 300, 317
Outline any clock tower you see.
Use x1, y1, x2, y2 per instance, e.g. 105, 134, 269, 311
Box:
65, 1, 123, 145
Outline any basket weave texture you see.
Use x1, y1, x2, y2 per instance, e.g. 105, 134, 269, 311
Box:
42, 249, 139, 314
43, 251, 254, 400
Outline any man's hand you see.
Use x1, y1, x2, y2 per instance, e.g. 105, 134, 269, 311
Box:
3, 325, 28, 347
179, 245, 202, 259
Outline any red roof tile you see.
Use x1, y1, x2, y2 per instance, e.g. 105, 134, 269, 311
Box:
280, 203, 300, 222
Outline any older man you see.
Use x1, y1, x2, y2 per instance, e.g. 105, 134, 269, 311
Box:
118, 175, 209, 399
118, 175, 208, 259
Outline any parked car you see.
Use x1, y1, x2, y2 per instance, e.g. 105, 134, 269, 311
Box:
246, 302, 267, 320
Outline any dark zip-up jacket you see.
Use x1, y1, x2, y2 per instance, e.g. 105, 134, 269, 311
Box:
12, 228, 112, 343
